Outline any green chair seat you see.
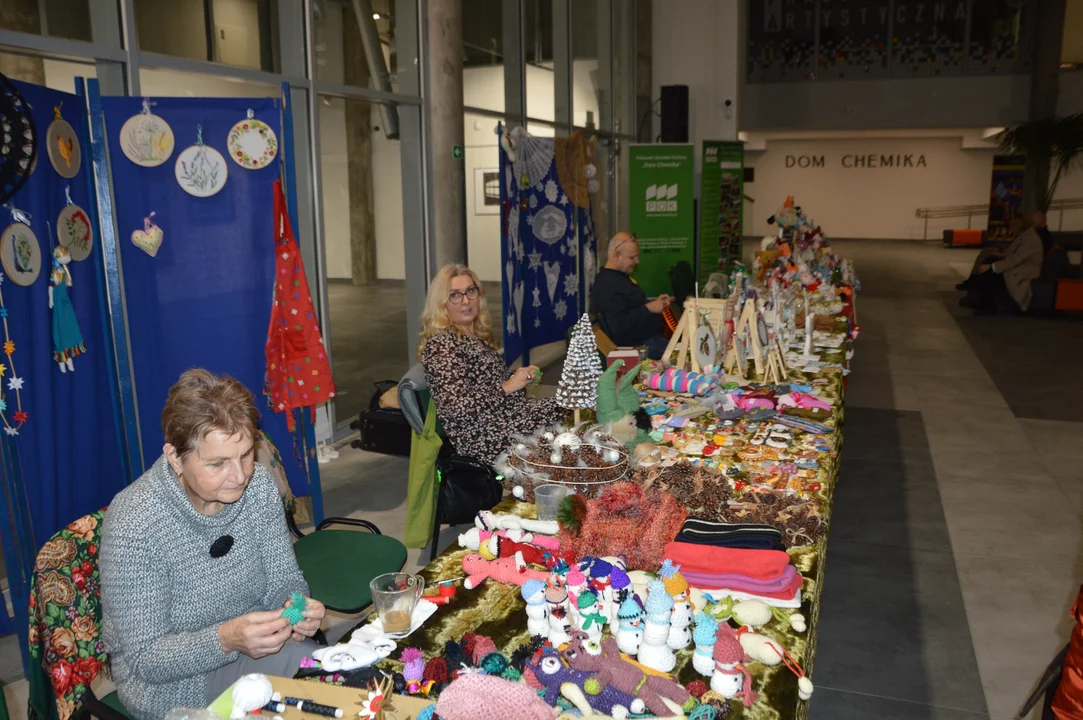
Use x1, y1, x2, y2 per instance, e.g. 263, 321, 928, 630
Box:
294, 530, 408, 613
99, 690, 131, 718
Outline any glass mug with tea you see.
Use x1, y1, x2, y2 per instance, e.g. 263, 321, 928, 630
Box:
369, 572, 425, 637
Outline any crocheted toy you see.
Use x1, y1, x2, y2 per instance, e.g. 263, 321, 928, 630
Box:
524, 644, 645, 718
311, 636, 397, 671
646, 367, 713, 396
609, 565, 632, 625
596, 360, 650, 447
458, 527, 562, 552
492, 535, 576, 569
476, 510, 559, 536
522, 579, 550, 638
692, 613, 719, 676
565, 568, 589, 625
400, 648, 433, 695
281, 592, 307, 625
660, 560, 693, 651
704, 594, 806, 633
462, 552, 549, 590
230, 674, 274, 720
557, 483, 687, 570
576, 591, 607, 641
616, 594, 645, 656
710, 623, 758, 707
563, 634, 693, 716
639, 579, 676, 672
435, 674, 558, 720
546, 583, 573, 646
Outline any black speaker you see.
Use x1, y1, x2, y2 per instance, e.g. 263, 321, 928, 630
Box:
660, 85, 689, 143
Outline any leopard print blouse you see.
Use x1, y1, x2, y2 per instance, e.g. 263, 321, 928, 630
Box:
422, 331, 564, 464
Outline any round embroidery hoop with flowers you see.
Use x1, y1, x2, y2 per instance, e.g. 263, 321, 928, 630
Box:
227, 114, 278, 170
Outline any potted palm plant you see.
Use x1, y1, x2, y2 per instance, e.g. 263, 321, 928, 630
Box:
997, 114, 1083, 212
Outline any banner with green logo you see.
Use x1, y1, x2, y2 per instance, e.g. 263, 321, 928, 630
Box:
699, 140, 745, 282
628, 144, 696, 297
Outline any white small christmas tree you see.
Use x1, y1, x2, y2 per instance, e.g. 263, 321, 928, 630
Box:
556, 313, 603, 424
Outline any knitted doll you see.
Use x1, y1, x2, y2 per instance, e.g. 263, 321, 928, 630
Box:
435, 674, 558, 720
521, 579, 550, 638
615, 595, 645, 656
458, 527, 562, 552
462, 552, 549, 590
565, 568, 588, 625
691, 613, 719, 676
401, 648, 428, 694
580, 557, 615, 620
476, 510, 559, 536
638, 579, 676, 673
546, 583, 573, 647
563, 634, 693, 717
609, 566, 632, 626
710, 623, 758, 707
575, 591, 607, 641
493, 535, 576, 569
660, 561, 693, 651
523, 645, 644, 718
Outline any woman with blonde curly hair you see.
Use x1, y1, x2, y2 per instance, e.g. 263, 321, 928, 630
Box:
420, 263, 564, 464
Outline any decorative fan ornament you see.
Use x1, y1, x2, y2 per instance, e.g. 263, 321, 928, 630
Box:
0, 73, 37, 205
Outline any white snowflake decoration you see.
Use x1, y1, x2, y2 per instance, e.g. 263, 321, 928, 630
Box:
534, 318, 541, 328
566, 238, 578, 257
516, 241, 526, 261
559, 193, 569, 206
554, 298, 568, 321
545, 179, 559, 204
528, 251, 543, 271
530, 194, 538, 209
560, 244, 566, 255
507, 311, 517, 335
563, 273, 579, 296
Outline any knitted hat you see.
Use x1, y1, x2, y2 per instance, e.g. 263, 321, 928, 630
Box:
644, 579, 674, 615
580, 557, 614, 579
521, 579, 547, 604
435, 674, 557, 720
610, 566, 631, 591
659, 559, 690, 597
712, 623, 758, 708
566, 568, 587, 587
545, 584, 568, 604
576, 590, 598, 610
692, 613, 719, 646
618, 595, 644, 621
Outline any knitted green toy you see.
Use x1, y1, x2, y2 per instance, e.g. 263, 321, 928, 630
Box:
596, 360, 650, 448
281, 591, 307, 626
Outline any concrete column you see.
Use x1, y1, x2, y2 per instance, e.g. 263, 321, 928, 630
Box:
424, 0, 466, 270
0, 0, 45, 84
1024, 0, 1067, 212
634, 0, 652, 142
502, 0, 525, 128
344, 14, 378, 285
553, 0, 572, 129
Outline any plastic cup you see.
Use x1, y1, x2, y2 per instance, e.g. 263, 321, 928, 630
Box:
535, 484, 571, 521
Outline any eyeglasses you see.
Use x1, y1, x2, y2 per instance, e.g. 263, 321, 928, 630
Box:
448, 285, 480, 305
611, 234, 638, 259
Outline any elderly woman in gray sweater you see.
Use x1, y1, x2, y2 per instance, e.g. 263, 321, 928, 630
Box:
100, 369, 325, 719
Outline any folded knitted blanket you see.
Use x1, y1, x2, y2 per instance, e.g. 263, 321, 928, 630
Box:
676, 518, 786, 551
682, 565, 800, 593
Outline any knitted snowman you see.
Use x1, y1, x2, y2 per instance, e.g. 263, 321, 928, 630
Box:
565, 568, 589, 626
581, 558, 614, 621
615, 594, 645, 656
711, 623, 758, 707
575, 590, 607, 641
660, 560, 693, 651
691, 613, 719, 676
638, 579, 676, 673
545, 583, 572, 647
521, 579, 549, 639
609, 566, 632, 626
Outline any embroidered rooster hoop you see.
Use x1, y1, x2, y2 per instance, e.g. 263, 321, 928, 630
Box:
0, 276, 28, 436
46, 105, 81, 179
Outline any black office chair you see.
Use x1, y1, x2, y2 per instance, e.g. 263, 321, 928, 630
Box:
668, 260, 696, 308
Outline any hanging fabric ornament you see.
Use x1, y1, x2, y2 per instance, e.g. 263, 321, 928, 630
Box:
131, 211, 163, 257
0, 72, 37, 205
46, 103, 81, 179
0, 272, 28, 436
175, 124, 227, 197
49, 244, 85, 373
56, 186, 93, 261
1, 206, 41, 286
120, 98, 174, 167
228, 109, 278, 170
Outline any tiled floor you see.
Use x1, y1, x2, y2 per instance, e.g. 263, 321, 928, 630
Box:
3, 240, 1082, 720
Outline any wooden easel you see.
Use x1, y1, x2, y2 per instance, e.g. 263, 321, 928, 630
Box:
763, 335, 788, 384
661, 297, 728, 371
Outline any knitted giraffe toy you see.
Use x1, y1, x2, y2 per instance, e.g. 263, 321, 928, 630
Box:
462, 552, 549, 589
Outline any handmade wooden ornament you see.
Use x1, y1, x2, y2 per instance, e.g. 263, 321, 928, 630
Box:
227, 111, 278, 169
175, 124, 227, 197
1, 215, 42, 286
131, 212, 163, 257
119, 102, 174, 167
46, 104, 80, 178
56, 190, 93, 261
693, 322, 717, 371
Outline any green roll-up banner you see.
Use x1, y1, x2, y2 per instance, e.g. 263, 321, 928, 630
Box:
699, 140, 745, 281
628, 144, 696, 297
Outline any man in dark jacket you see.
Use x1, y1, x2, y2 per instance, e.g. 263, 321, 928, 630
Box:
590, 232, 671, 359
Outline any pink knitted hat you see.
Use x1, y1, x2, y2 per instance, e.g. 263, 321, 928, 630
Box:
435, 674, 557, 720
713, 623, 758, 708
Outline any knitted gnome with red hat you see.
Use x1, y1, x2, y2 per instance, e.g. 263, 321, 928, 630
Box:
711, 622, 759, 707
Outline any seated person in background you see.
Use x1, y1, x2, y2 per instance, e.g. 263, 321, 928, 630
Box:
960, 211, 1047, 314
590, 232, 672, 359
101, 369, 324, 720
420, 263, 564, 465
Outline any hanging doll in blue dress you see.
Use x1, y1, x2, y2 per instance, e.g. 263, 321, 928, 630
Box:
49, 246, 85, 373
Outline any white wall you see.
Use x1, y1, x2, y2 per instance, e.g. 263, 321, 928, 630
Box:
744, 133, 998, 239
653, 0, 740, 170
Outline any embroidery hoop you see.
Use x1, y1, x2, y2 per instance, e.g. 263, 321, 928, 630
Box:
119, 98, 174, 167
46, 103, 81, 179
56, 187, 93, 261
227, 109, 278, 170
175, 124, 227, 198
1, 207, 42, 286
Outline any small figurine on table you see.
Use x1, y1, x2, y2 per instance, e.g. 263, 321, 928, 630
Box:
49, 245, 85, 373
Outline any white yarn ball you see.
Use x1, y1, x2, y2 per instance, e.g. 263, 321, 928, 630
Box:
798, 676, 814, 700
512, 485, 526, 499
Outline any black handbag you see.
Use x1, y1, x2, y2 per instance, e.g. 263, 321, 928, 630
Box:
435, 454, 504, 525
350, 381, 411, 456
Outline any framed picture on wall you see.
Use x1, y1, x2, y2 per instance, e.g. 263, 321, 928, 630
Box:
474, 168, 501, 215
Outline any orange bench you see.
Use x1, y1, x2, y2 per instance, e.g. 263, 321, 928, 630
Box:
943, 229, 985, 247
1055, 278, 1083, 312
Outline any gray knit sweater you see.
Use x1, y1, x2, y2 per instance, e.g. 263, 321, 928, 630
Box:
100, 455, 309, 719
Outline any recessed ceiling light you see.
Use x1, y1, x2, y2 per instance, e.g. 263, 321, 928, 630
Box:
373, 13, 381, 19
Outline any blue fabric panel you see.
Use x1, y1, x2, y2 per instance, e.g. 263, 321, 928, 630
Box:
99, 96, 309, 496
